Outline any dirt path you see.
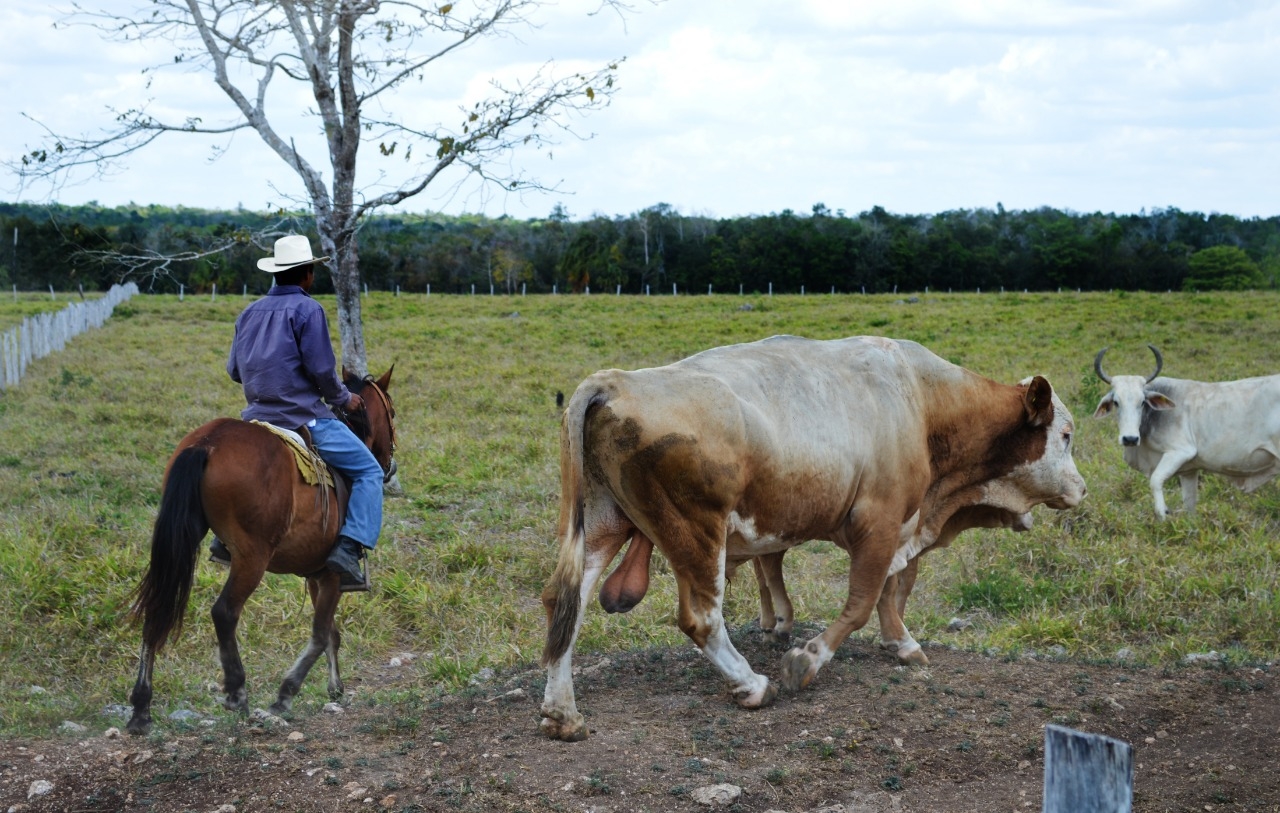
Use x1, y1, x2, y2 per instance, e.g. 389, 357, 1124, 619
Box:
3, 630, 1277, 812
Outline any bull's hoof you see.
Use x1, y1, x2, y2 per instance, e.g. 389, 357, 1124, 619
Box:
732, 680, 778, 709
539, 710, 588, 742
125, 713, 151, 737
780, 647, 818, 693
763, 628, 792, 646
223, 691, 249, 714
896, 645, 929, 667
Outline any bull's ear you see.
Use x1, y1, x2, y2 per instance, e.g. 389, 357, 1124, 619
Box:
1145, 391, 1175, 410
1093, 392, 1116, 418
1022, 375, 1054, 427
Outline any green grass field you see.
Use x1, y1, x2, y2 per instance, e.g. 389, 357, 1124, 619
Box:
2, 289, 1278, 736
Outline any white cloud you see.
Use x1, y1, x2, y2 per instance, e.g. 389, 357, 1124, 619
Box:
2, 0, 1278, 218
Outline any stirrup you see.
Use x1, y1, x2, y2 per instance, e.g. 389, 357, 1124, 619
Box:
338, 554, 371, 593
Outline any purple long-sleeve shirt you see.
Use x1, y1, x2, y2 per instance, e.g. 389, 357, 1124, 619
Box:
227, 285, 353, 430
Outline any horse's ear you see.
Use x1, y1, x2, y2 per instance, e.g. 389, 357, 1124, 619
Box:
376, 364, 394, 392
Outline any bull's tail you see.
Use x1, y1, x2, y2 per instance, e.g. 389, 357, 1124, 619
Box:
541, 386, 606, 666
129, 446, 210, 653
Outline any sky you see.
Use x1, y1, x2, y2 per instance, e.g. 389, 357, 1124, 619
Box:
2, 0, 1278, 221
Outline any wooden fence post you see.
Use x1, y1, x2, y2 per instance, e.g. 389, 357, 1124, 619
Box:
1043, 725, 1132, 813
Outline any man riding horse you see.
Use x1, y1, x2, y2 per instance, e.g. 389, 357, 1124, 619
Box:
216, 234, 384, 590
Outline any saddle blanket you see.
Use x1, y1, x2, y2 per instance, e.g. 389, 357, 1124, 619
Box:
249, 420, 335, 488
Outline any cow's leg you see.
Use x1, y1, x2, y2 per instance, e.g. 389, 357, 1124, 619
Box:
877, 557, 928, 666
672, 545, 777, 709
781, 517, 897, 692
540, 524, 630, 742
753, 552, 793, 644
1149, 451, 1195, 518
1180, 470, 1200, 514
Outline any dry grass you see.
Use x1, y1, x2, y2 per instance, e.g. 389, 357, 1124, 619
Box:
1, 289, 1278, 735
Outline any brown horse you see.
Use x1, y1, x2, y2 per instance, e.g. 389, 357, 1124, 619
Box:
126, 368, 397, 736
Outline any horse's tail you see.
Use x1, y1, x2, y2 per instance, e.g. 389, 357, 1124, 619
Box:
541, 385, 606, 667
129, 446, 209, 652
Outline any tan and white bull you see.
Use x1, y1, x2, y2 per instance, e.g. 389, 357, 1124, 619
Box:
540, 335, 1086, 741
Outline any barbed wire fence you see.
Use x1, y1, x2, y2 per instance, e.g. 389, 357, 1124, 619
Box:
1, 282, 138, 390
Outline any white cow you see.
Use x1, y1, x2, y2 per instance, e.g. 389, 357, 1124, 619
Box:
1093, 345, 1280, 517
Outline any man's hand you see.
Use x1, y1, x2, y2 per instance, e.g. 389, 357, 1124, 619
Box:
346, 393, 366, 411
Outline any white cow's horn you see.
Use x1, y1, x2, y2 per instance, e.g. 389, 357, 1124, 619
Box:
1093, 347, 1112, 385
1146, 344, 1163, 383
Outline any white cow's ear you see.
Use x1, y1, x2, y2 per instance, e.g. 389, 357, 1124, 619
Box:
1093, 393, 1116, 418
1145, 391, 1176, 410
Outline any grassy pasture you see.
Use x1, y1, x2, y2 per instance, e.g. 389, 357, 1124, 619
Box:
2, 289, 1279, 736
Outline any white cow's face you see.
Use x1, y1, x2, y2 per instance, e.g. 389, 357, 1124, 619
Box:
1094, 375, 1176, 446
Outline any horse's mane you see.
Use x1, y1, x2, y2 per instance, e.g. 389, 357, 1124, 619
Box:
339, 373, 373, 439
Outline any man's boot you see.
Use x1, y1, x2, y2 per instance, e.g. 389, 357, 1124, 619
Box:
326, 535, 369, 592
209, 537, 231, 566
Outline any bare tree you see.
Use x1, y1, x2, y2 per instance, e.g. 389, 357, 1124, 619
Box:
11, 0, 632, 374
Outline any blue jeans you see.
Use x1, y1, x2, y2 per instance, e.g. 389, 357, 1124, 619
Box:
309, 418, 384, 549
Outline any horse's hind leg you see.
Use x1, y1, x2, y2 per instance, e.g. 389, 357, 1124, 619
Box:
271, 574, 343, 714
212, 564, 267, 714
126, 640, 158, 735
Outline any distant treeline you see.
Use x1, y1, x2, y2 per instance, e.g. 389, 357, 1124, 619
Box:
2, 200, 1277, 295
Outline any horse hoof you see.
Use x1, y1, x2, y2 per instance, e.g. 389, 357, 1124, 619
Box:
780, 647, 817, 693
539, 712, 588, 742
763, 629, 792, 646
268, 700, 290, 716
126, 715, 151, 737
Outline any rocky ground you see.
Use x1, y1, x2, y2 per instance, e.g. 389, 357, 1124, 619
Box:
3, 627, 1277, 813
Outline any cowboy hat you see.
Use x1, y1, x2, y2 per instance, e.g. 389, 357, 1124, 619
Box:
256, 235, 330, 273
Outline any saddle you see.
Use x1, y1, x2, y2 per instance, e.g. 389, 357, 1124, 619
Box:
249, 420, 352, 531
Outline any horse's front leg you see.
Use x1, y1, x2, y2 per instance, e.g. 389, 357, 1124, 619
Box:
272, 573, 343, 715
212, 565, 266, 714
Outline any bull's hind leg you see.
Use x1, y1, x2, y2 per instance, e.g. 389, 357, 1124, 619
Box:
877, 558, 928, 666
668, 540, 777, 710
211, 564, 268, 714
540, 516, 632, 742
752, 552, 793, 644
271, 574, 344, 715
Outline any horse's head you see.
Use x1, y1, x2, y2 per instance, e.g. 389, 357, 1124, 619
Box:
341, 366, 397, 483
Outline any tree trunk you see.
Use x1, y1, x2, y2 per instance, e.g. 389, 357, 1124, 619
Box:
320, 220, 367, 378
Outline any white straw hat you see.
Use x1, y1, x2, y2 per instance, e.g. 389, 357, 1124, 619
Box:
256, 235, 330, 273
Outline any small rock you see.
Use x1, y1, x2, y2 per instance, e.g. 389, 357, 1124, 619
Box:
1104, 696, 1125, 712
250, 708, 288, 728
27, 781, 54, 800
212, 805, 236, 813
495, 688, 527, 703
1115, 647, 1135, 662
345, 786, 368, 801
103, 727, 121, 740
1183, 651, 1223, 665
58, 721, 87, 734
1047, 645, 1068, 658
947, 617, 972, 632
322, 702, 344, 714
169, 709, 203, 722
468, 667, 496, 686
691, 783, 742, 806
287, 731, 306, 743
133, 749, 155, 765
28, 686, 46, 695
379, 796, 397, 808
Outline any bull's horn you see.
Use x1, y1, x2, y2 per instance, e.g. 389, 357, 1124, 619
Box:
1093, 347, 1112, 384
1146, 344, 1164, 382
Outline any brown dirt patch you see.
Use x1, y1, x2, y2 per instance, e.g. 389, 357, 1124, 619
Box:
3, 626, 1276, 812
